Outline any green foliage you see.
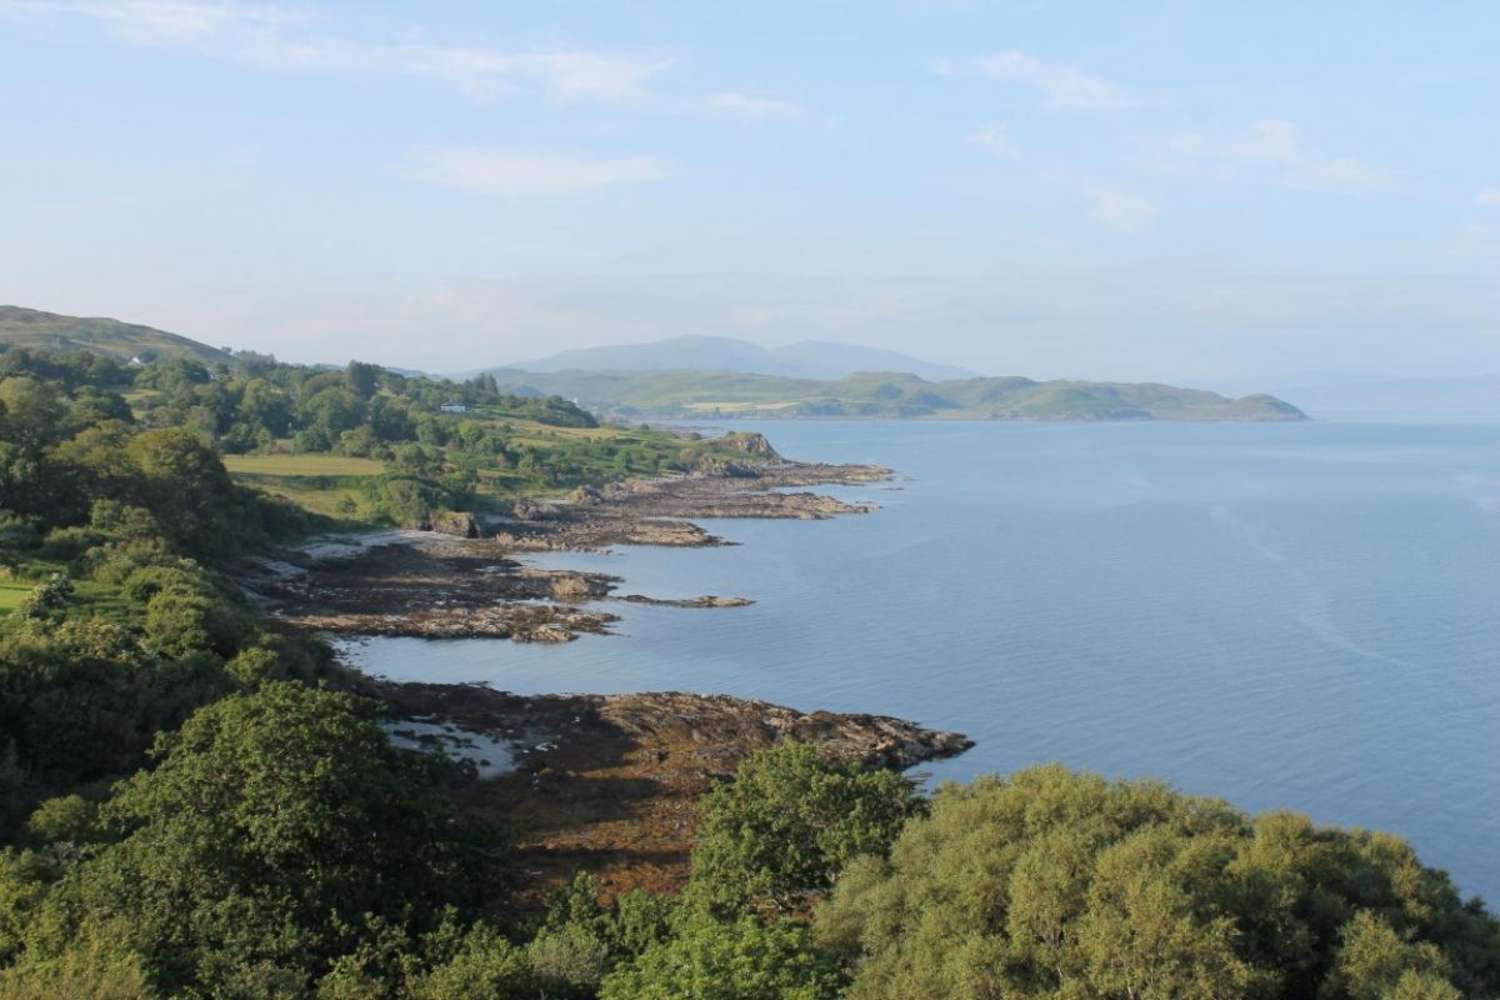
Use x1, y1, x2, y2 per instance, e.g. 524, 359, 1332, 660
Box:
141, 585, 255, 659
599, 910, 843, 1000
0, 927, 153, 1000
407, 924, 535, 1000
12, 575, 71, 627
814, 765, 1500, 999
688, 742, 921, 913
31, 683, 507, 993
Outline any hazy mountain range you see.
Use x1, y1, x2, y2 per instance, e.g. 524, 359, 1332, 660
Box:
495, 335, 978, 382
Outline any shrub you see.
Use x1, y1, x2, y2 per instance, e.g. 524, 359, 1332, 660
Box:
599, 911, 842, 1000
687, 742, 921, 913
814, 765, 1500, 1000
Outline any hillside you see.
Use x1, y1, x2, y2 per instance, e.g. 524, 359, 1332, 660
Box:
486, 368, 1309, 422
496, 334, 977, 381
0, 305, 233, 366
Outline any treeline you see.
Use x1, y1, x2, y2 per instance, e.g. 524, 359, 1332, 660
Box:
129, 354, 597, 456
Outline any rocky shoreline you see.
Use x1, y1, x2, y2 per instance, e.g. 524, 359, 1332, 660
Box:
373, 681, 973, 900
240, 434, 973, 900
242, 440, 889, 642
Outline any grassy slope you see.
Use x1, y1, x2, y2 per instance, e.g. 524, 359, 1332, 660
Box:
0, 306, 234, 366
0, 580, 30, 615
222, 454, 387, 477
489, 368, 1307, 421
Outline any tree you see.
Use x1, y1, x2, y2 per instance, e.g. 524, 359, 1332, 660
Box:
687, 741, 921, 913
599, 911, 842, 1000
41, 683, 505, 992
346, 361, 381, 400
814, 765, 1500, 1000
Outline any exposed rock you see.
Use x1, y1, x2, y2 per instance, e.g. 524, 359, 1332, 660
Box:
511, 500, 556, 521
620, 594, 754, 608
550, 575, 595, 601
292, 602, 615, 641
693, 455, 761, 478
568, 484, 604, 505
372, 682, 974, 902
719, 431, 781, 459
428, 510, 479, 538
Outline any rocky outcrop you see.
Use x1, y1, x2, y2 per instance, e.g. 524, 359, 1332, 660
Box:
597, 692, 974, 771
619, 594, 754, 608
719, 431, 781, 459
372, 682, 974, 899
428, 510, 479, 538
292, 602, 615, 641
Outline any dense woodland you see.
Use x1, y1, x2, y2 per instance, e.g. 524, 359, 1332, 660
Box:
0, 345, 1497, 998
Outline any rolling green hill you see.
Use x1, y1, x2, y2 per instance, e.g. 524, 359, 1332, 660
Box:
486, 368, 1309, 422
0, 305, 233, 366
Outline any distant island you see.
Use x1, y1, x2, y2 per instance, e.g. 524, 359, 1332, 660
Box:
483, 368, 1308, 422
0, 306, 1308, 422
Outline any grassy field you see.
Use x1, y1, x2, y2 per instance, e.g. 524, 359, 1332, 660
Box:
223, 454, 387, 476
0, 580, 31, 616
224, 454, 387, 523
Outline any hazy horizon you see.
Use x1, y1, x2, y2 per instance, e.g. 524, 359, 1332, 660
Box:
3, 1, 1497, 386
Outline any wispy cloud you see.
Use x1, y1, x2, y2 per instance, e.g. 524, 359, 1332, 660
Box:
12, 0, 670, 103
1479, 189, 1500, 207
974, 50, 1130, 110
410, 148, 673, 195
1157, 119, 1386, 193
1083, 183, 1157, 230
966, 123, 1018, 158
698, 91, 803, 121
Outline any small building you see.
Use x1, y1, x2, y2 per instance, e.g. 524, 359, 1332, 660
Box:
439, 401, 469, 414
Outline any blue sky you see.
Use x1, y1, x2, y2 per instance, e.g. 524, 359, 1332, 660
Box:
2, 1, 1497, 385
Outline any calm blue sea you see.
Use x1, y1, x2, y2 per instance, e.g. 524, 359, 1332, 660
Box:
347, 420, 1500, 903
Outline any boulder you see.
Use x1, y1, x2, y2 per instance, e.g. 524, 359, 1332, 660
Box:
428, 510, 478, 538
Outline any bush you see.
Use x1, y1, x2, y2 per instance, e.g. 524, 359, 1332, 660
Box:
814, 765, 1500, 999
599, 911, 842, 1000
41, 683, 507, 994
687, 742, 921, 913
14, 575, 73, 627
409, 924, 535, 1000
142, 587, 254, 659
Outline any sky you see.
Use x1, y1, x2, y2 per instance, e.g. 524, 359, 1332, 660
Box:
1, 0, 1497, 387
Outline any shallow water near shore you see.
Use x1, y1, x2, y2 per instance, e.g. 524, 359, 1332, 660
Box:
346, 420, 1500, 903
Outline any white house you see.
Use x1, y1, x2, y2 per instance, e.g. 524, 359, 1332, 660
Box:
439, 401, 468, 414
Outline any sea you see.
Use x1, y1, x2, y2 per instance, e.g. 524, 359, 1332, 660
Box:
344, 419, 1500, 904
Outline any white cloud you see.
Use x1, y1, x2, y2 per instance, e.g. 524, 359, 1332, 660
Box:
966, 123, 1018, 158
1479, 189, 1500, 207
699, 91, 803, 121
1158, 119, 1386, 193
14, 0, 670, 103
411, 149, 673, 195
1083, 183, 1157, 230
975, 50, 1130, 110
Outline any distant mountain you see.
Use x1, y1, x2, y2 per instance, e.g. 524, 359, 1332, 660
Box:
1278, 374, 1500, 422
0, 306, 233, 366
495, 335, 978, 382
482, 368, 1307, 422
